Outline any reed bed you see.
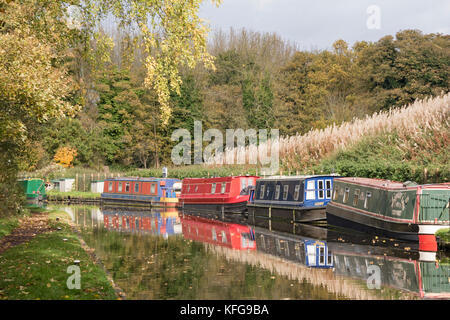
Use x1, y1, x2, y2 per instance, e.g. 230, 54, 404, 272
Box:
205, 93, 450, 172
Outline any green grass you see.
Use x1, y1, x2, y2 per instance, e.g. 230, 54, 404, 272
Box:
47, 190, 101, 200
0, 217, 20, 240
436, 229, 450, 243
0, 210, 117, 300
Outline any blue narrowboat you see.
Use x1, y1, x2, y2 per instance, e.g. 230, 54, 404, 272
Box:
247, 175, 337, 223
101, 177, 181, 207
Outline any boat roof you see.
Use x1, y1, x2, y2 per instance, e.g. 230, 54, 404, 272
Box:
105, 177, 180, 182
335, 177, 450, 190
258, 174, 339, 182
183, 176, 259, 182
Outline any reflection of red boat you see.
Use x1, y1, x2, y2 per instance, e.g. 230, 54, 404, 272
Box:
179, 176, 259, 213
180, 214, 256, 250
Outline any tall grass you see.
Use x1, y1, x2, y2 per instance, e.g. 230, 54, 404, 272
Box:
205, 93, 449, 172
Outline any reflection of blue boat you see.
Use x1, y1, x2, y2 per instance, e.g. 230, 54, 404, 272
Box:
255, 228, 333, 269
304, 240, 333, 268
102, 208, 181, 237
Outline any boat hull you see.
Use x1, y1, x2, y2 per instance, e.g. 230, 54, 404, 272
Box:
101, 194, 178, 208
180, 201, 248, 214
247, 204, 327, 223
326, 202, 442, 243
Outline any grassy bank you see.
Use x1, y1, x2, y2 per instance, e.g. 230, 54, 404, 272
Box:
0, 209, 117, 300
47, 190, 101, 200
436, 229, 450, 243
0, 217, 20, 240
310, 128, 449, 184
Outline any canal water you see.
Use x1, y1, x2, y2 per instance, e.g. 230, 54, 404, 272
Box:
50, 205, 450, 300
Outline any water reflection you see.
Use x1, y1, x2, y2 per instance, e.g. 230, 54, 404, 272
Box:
51, 205, 449, 300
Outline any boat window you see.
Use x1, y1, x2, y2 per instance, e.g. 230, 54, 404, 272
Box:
306, 180, 315, 200
318, 180, 324, 199
294, 185, 300, 201
134, 183, 139, 193
353, 189, 360, 206
195, 185, 199, 192
221, 231, 227, 243
364, 192, 372, 209
108, 182, 113, 192
187, 185, 190, 193
118, 182, 123, 192
307, 245, 316, 266
259, 235, 265, 249
259, 185, 265, 199
212, 228, 217, 241
275, 185, 281, 199
241, 179, 246, 191
221, 183, 226, 194
343, 187, 350, 203
211, 183, 216, 194
325, 180, 332, 198
295, 243, 301, 260
283, 185, 289, 200
327, 253, 333, 265
150, 183, 156, 194
125, 182, 130, 192
332, 186, 339, 200
319, 247, 325, 265
284, 241, 290, 256
248, 178, 254, 187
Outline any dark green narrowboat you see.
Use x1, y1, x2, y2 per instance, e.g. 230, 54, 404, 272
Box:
18, 178, 46, 204
326, 177, 450, 251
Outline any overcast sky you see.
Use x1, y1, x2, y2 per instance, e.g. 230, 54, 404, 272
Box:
199, 0, 450, 50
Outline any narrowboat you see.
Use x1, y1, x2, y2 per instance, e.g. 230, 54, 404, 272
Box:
326, 178, 450, 251
18, 178, 46, 204
255, 228, 333, 268
180, 214, 256, 250
101, 177, 181, 207
103, 208, 182, 237
247, 175, 337, 223
179, 176, 259, 214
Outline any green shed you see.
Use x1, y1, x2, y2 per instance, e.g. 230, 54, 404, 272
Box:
18, 178, 46, 202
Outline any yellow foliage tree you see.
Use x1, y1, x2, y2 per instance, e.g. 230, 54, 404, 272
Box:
54, 147, 78, 168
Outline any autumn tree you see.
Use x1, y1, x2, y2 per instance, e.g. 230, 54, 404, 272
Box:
0, 0, 222, 215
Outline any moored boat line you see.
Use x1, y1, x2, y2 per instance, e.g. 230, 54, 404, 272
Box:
37, 173, 450, 252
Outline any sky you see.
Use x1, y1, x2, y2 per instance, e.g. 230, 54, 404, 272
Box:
199, 0, 450, 50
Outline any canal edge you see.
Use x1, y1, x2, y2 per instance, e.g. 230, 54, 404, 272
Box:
66, 219, 127, 300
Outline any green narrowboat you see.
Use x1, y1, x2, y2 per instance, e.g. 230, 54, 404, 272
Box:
18, 178, 46, 204
326, 178, 449, 252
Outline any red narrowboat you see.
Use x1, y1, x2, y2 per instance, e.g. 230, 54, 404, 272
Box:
181, 214, 256, 250
179, 176, 260, 214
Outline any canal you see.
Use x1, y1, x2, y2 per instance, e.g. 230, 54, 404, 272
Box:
49, 205, 450, 300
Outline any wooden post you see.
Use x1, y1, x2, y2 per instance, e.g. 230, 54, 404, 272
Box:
75, 173, 78, 191
83, 173, 86, 192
